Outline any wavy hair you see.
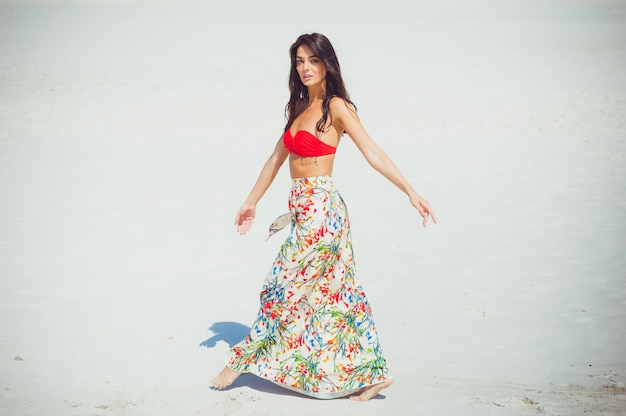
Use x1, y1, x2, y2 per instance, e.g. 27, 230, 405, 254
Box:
284, 33, 356, 134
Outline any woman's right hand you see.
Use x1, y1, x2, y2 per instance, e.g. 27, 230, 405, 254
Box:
235, 203, 256, 235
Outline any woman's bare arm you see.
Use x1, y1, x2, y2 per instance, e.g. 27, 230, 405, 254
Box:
235, 136, 290, 234
330, 98, 436, 226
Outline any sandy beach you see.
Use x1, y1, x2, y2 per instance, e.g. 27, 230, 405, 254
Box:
1, 0, 625, 414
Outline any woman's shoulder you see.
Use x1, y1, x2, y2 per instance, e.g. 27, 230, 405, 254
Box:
329, 97, 358, 128
329, 96, 356, 115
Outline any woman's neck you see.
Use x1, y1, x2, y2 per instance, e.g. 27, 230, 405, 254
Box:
307, 84, 325, 104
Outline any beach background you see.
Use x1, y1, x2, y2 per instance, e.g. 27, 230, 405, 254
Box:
1, 0, 625, 414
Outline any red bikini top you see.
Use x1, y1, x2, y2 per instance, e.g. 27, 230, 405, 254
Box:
283, 129, 337, 157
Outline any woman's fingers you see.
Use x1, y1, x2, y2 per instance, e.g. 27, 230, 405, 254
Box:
419, 204, 436, 227
237, 217, 254, 234
429, 208, 437, 224
235, 205, 257, 234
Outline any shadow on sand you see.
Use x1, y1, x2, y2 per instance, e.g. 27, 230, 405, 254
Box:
200, 321, 250, 348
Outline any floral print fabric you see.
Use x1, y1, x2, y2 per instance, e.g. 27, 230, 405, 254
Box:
226, 175, 391, 399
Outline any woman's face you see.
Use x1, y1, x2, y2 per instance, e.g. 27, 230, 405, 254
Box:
295, 45, 326, 88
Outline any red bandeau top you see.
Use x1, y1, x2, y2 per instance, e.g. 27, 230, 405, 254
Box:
283, 129, 337, 157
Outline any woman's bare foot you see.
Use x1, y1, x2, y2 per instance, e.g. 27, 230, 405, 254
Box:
349, 379, 393, 401
211, 366, 242, 390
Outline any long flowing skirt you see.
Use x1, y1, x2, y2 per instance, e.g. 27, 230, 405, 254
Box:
226, 175, 391, 399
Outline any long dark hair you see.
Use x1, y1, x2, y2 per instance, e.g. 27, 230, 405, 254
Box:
284, 33, 356, 134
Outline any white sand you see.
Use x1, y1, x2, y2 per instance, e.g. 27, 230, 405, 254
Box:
1, 0, 625, 415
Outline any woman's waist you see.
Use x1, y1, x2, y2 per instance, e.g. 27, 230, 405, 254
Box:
291, 174, 333, 186
288, 154, 334, 180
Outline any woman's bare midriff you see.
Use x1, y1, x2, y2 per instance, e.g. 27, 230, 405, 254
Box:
288, 153, 335, 178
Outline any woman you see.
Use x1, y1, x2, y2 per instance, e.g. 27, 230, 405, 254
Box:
212, 33, 435, 401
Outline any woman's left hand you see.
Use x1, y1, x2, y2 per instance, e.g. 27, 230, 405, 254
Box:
410, 193, 436, 227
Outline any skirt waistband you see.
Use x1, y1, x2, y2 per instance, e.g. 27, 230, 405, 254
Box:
291, 174, 333, 187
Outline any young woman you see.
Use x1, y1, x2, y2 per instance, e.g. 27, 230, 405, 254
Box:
212, 33, 435, 401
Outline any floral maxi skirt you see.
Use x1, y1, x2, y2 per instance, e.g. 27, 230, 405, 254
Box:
226, 175, 391, 399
